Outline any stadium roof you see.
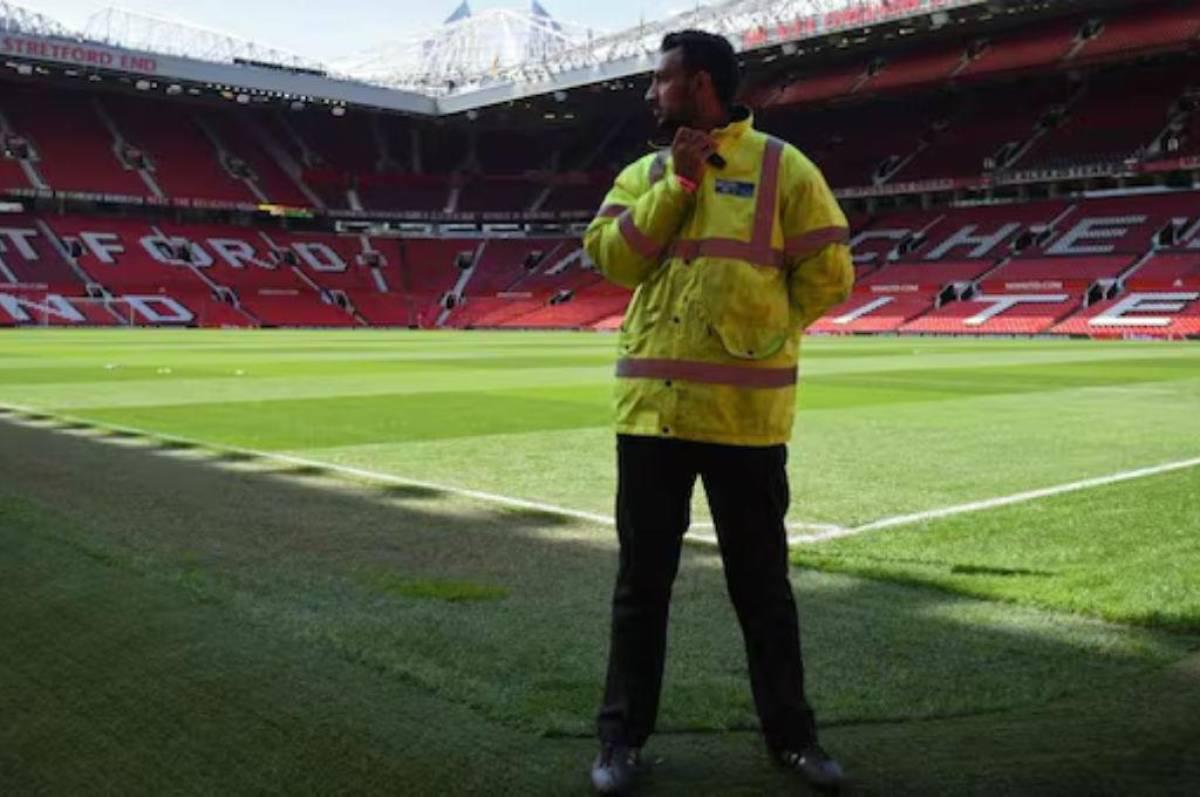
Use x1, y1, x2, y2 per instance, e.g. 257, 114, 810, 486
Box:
0, 0, 1052, 115
345, 0, 935, 96
79, 6, 324, 74
334, 2, 596, 94
0, 0, 73, 37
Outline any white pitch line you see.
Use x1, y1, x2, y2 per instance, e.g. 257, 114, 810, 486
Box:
0, 403, 615, 526
0, 402, 837, 537
7, 403, 1194, 550
794, 455, 1200, 544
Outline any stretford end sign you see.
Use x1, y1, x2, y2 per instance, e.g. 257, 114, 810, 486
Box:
1, 36, 158, 74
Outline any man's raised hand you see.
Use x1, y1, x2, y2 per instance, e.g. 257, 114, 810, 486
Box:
671, 127, 717, 184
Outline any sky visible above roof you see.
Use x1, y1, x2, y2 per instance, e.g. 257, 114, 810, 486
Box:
30, 0, 700, 63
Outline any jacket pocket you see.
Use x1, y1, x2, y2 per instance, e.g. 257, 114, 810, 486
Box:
701, 259, 790, 361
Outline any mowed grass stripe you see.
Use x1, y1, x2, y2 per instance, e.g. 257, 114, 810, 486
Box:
0, 354, 616, 385
290, 375, 1200, 528
3, 369, 611, 411
799, 356, 1200, 410
791, 376, 1200, 525
73, 389, 610, 449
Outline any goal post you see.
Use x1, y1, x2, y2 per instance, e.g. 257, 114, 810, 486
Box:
63, 296, 140, 327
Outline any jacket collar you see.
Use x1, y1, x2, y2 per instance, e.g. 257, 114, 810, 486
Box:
711, 106, 753, 142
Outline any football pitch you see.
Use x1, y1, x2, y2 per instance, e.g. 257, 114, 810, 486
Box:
2, 329, 1199, 794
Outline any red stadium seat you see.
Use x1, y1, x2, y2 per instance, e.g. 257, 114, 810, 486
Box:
2, 87, 148, 197
1075, 1, 1200, 63
1052, 291, 1200, 338
902, 294, 1082, 335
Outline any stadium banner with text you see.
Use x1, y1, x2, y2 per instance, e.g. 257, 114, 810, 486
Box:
2, 187, 593, 223
996, 163, 1131, 186
742, 0, 986, 50
0, 34, 434, 116
0, 35, 158, 74
834, 177, 983, 199
1139, 156, 1200, 174
4, 187, 258, 213
302, 170, 610, 189
325, 208, 594, 223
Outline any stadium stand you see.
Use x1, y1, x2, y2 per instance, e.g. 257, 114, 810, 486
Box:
462, 238, 557, 296
866, 42, 969, 94
807, 294, 935, 334
0, 288, 124, 326
1017, 67, 1190, 172
1, 0, 1198, 338
203, 112, 313, 206
1051, 291, 1200, 338
956, 16, 1084, 79
1, 87, 149, 198
506, 281, 631, 329
1125, 253, 1200, 291
1073, 0, 1200, 63
0, 216, 88, 291
290, 112, 378, 174
980, 256, 1133, 293
890, 79, 1078, 182
101, 96, 257, 205
902, 294, 1084, 335
0, 144, 31, 192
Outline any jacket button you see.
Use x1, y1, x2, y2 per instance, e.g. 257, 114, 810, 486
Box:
672, 316, 680, 324
665, 380, 673, 387
661, 426, 671, 434
747, 350, 755, 356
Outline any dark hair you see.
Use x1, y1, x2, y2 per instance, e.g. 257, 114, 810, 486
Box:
661, 29, 739, 108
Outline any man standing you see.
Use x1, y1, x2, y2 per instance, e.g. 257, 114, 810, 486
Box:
584, 30, 854, 794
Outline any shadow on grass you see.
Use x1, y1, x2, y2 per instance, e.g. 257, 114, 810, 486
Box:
53, 421, 96, 432
275, 464, 333, 478
802, 552, 1057, 578
497, 506, 574, 528
154, 439, 201, 452
210, 450, 261, 464
0, 414, 1197, 795
102, 429, 142, 440
375, 483, 446, 501
949, 563, 1053, 577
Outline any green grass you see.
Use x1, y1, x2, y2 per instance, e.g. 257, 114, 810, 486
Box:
2, 329, 1199, 793
356, 572, 510, 602
5, 329, 1197, 625
793, 464, 1200, 629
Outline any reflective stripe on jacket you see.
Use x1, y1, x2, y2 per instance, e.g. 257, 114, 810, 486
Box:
584, 110, 853, 446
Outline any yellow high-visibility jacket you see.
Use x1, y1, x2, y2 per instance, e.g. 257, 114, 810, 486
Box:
584, 110, 853, 446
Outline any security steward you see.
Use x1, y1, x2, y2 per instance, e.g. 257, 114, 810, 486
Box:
584, 29, 854, 795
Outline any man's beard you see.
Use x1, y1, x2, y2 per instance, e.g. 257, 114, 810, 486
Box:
650, 112, 688, 147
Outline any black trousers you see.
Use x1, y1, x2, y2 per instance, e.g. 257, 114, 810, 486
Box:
597, 433, 817, 751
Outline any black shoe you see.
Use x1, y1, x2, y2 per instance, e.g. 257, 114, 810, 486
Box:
775, 743, 845, 792
590, 744, 641, 794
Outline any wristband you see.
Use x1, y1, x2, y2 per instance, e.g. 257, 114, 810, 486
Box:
676, 174, 698, 194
